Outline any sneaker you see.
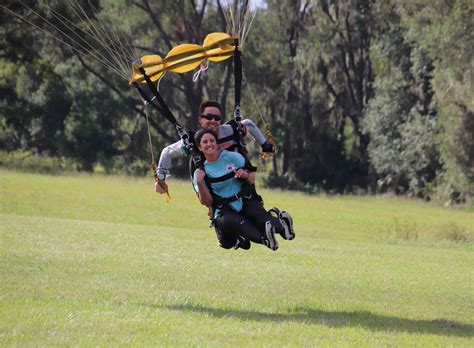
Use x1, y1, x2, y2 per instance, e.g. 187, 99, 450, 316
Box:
269, 207, 295, 240
280, 210, 295, 240
269, 207, 280, 219
233, 235, 251, 250
262, 221, 279, 251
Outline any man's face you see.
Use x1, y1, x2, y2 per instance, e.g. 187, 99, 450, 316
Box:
198, 106, 222, 131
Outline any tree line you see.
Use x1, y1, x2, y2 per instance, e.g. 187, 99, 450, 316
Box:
1, 0, 472, 202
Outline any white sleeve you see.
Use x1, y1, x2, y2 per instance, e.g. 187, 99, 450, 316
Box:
157, 139, 186, 176
192, 170, 199, 193
242, 118, 267, 146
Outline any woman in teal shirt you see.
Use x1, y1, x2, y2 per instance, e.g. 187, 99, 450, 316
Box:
193, 129, 294, 251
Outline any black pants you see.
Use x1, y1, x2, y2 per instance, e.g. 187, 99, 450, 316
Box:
214, 198, 284, 249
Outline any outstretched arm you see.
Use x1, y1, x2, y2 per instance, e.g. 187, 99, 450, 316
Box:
242, 118, 274, 153
154, 139, 186, 194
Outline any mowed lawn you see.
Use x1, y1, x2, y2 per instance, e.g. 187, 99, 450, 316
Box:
1, 169, 473, 346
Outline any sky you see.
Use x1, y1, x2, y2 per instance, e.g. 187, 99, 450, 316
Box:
251, 0, 268, 10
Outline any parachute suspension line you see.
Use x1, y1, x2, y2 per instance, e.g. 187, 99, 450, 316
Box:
242, 72, 276, 159
136, 82, 172, 203
65, 0, 137, 78
144, 108, 155, 166
9, 0, 137, 80
220, 0, 256, 48
146, 117, 171, 203
65, 0, 135, 77
192, 61, 210, 82
1, 3, 103, 72
56, 0, 130, 77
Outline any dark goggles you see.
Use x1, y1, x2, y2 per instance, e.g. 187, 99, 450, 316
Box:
200, 113, 222, 121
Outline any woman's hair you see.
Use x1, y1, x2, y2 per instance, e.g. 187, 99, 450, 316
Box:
194, 128, 218, 146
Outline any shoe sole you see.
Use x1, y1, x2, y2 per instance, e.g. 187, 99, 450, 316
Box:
281, 211, 295, 240
265, 222, 279, 251
270, 207, 290, 240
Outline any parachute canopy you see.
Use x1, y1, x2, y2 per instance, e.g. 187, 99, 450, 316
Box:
130, 32, 238, 84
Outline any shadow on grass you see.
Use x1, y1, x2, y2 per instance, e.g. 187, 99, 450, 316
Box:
162, 303, 473, 337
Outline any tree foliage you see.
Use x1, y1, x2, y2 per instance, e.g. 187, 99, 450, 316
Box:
363, 2, 441, 197
396, 0, 473, 200
0, 0, 472, 201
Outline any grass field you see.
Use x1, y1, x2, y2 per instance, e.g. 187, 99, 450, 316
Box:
1, 169, 473, 346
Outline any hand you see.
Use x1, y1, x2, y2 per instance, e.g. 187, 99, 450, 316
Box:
154, 180, 168, 194
261, 141, 274, 153
195, 169, 206, 183
234, 169, 249, 180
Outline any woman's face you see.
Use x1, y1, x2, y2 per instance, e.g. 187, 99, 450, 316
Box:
199, 133, 219, 157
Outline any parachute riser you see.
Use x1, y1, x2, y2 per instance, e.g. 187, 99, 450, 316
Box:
232, 39, 247, 153
134, 68, 203, 169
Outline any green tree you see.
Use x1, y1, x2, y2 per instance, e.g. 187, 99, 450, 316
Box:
1, 0, 169, 171
363, 2, 441, 197
251, 0, 376, 192
397, 0, 473, 200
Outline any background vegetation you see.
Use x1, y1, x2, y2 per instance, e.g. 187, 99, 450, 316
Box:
1, 0, 472, 203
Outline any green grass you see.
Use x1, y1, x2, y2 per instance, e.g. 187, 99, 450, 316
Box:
1, 169, 473, 346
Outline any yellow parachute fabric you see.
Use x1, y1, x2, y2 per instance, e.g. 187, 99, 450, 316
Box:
130, 32, 237, 84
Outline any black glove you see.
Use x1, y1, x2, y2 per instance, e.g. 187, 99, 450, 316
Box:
261, 141, 274, 153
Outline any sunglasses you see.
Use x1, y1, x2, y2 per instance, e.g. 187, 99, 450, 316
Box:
200, 113, 222, 121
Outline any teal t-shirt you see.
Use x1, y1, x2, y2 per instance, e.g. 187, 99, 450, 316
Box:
193, 150, 246, 213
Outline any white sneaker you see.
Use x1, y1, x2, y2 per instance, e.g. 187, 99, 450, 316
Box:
269, 207, 295, 240
262, 221, 279, 251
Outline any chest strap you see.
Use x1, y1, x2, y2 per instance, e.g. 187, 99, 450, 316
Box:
206, 171, 235, 184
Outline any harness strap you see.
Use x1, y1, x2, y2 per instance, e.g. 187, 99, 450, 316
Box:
212, 184, 255, 207
220, 120, 256, 172
206, 171, 235, 183
244, 158, 257, 173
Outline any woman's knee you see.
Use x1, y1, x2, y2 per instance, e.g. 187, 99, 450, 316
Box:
214, 212, 243, 231
214, 225, 236, 249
